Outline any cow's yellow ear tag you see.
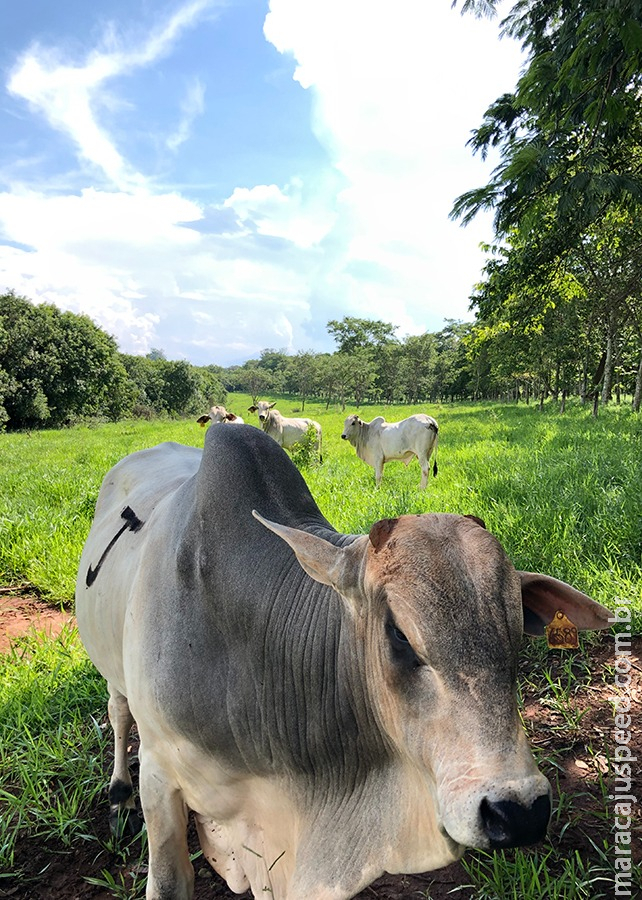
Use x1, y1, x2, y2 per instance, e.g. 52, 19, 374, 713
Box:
545, 610, 579, 649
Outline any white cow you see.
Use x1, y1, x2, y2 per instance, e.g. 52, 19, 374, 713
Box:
76, 424, 613, 900
342, 413, 438, 489
249, 401, 322, 458
197, 405, 245, 427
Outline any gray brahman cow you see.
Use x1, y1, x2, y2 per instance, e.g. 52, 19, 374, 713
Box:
196, 404, 244, 426
76, 424, 612, 900
342, 413, 439, 489
249, 400, 322, 458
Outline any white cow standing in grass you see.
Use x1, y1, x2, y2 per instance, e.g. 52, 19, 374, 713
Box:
197, 405, 245, 427
249, 400, 322, 459
342, 413, 439, 489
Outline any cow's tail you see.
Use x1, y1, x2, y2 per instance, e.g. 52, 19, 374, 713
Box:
318, 427, 323, 465
430, 423, 438, 478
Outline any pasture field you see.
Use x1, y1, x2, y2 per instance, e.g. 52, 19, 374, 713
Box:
0, 396, 640, 899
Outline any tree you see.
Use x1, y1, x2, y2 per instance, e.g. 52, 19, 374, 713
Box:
431, 321, 473, 402
0, 291, 133, 428
327, 317, 398, 354
259, 348, 290, 392
197, 366, 227, 410
398, 333, 437, 403
237, 363, 274, 405
47, 311, 134, 422
569, 208, 642, 409
0, 318, 9, 430
452, 1, 642, 249
159, 360, 200, 415
286, 351, 320, 411
349, 349, 377, 407
316, 353, 353, 410
0, 292, 59, 426
121, 354, 168, 414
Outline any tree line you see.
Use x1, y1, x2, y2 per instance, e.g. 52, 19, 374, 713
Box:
0, 292, 473, 430
0, 291, 226, 430
3, 282, 638, 434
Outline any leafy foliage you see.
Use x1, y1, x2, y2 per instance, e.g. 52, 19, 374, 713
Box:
0, 292, 134, 428
0, 292, 227, 430
453, 0, 642, 243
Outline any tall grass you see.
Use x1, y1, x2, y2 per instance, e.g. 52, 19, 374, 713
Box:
0, 397, 640, 896
2, 396, 640, 617
0, 626, 107, 870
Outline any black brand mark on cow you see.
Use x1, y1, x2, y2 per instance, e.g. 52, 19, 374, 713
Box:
86, 506, 145, 587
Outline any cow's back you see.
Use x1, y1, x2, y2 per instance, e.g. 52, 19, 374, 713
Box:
76, 442, 202, 691
77, 426, 346, 771
379, 414, 437, 455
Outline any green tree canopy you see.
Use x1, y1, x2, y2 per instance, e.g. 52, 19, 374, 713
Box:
0, 291, 133, 428
326, 316, 398, 353
452, 0, 642, 249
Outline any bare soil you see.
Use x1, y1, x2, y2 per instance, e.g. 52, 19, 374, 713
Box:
0, 586, 74, 654
1, 594, 639, 900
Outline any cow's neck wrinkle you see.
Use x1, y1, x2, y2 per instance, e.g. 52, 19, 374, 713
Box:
164, 506, 388, 787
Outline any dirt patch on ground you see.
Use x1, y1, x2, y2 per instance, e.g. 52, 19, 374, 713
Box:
0, 586, 74, 654
1, 594, 640, 899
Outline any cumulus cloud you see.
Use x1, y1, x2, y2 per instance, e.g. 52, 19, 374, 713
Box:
224, 179, 337, 248
0, 182, 316, 361
262, 0, 524, 333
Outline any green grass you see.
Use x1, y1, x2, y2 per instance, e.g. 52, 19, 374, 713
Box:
1, 396, 641, 618
0, 626, 108, 871
453, 846, 614, 899
0, 395, 640, 897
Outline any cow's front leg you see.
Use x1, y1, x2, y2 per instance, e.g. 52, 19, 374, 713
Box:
374, 458, 384, 486
107, 685, 142, 837
139, 751, 194, 900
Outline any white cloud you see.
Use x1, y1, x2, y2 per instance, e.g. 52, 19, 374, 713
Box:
224, 179, 337, 248
7, 0, 216, 189
263, 0, 524, 334
0, 183, 317, 361
167, 79, 206, 151
0, 0, 524, 365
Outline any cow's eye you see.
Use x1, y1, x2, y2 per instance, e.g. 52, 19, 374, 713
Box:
386, 615, 422, 669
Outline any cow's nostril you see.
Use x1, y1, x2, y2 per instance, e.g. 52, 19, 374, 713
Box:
480, 794, 550, 849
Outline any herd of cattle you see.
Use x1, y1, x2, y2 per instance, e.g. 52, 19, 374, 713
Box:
198, 400, 439, 490
75, 405, 613, 900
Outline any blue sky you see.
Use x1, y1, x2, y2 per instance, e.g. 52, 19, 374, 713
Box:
0, 0, 523, 366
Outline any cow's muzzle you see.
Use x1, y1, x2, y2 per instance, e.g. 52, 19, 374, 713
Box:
480, 793, 551, 849
341, 434, 347, 440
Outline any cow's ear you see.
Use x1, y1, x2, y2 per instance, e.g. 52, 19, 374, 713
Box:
464, 515, 486, 529
252, 510, 362, 598
196, 415, 210, 426
369, 518, 398, 552
248, 406, 257, 413
269, 401, 277, 409
519, 572, 613, 637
